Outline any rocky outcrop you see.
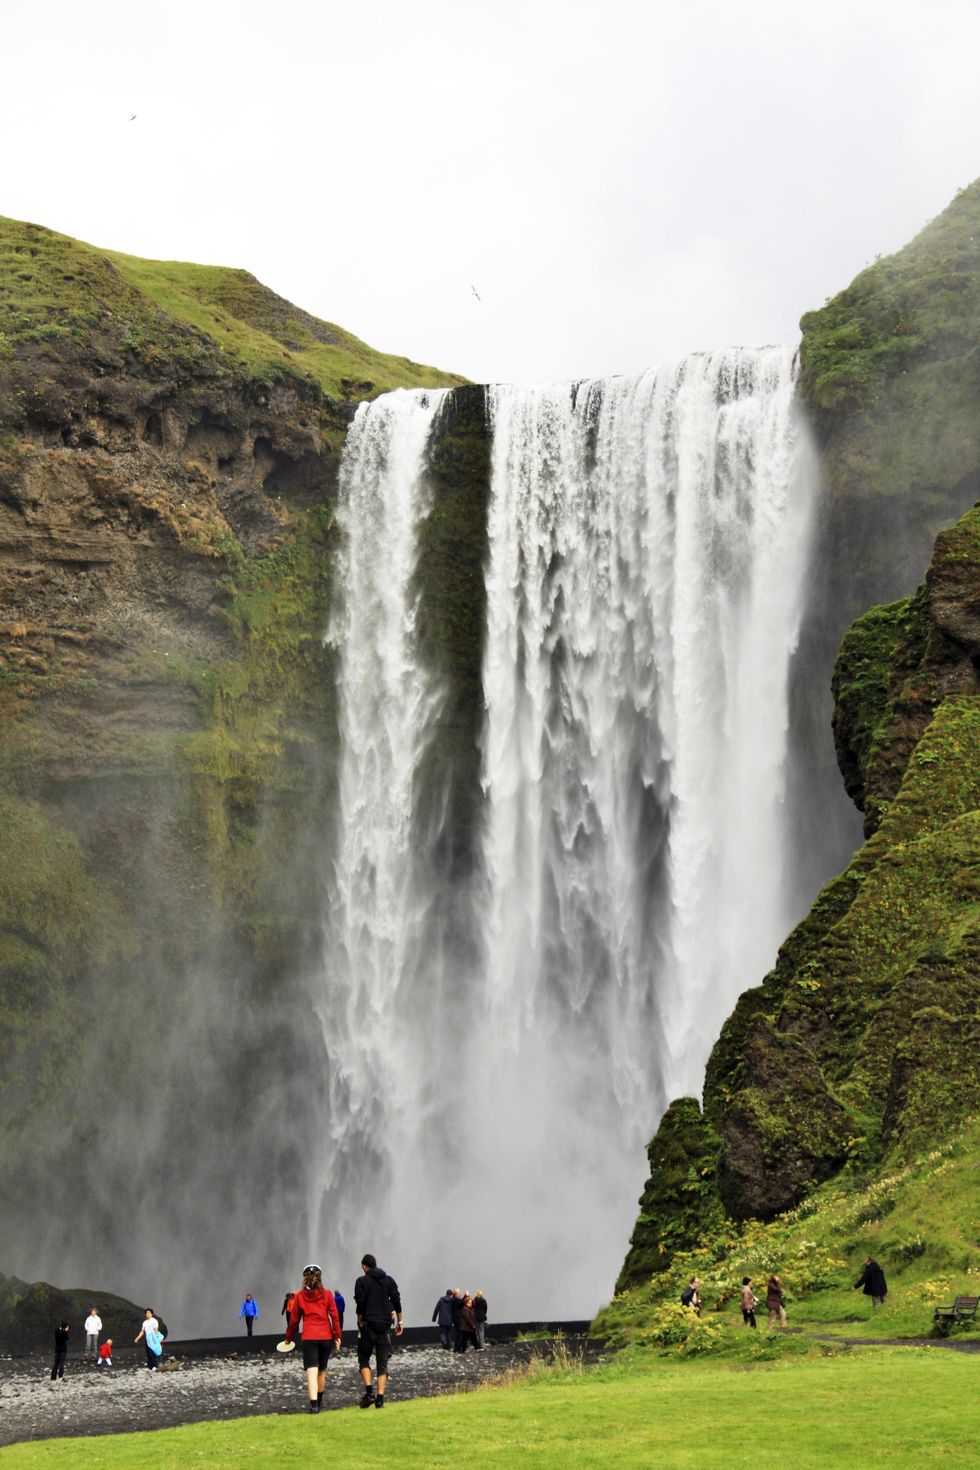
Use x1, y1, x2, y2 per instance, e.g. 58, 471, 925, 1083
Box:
0, 1273, 144, 1355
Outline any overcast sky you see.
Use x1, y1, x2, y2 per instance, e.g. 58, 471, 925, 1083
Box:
3, 0, 978, 385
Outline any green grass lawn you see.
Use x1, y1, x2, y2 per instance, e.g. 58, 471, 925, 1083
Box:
0, 1349, 974, 1469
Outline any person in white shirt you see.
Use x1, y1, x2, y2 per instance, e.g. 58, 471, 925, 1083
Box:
84, 1308, 102, 1358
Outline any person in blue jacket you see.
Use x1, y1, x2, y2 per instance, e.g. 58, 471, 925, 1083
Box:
240, 1293, 259, 1336
334, 1287, 346, 1346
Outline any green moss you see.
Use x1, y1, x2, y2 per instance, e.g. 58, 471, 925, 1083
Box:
616, 1098, 724, 1292
0, 214, 465, 408
800, 180, 980, 425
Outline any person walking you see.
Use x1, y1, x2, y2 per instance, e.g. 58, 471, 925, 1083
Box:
455, 1295, 478, 1353
83, 1306, 102, 1359
853, 1256, 888, 1309
50, 1321, 70, 1380
473, 1290, 488, 1348
97, 1338, 114, 1369
135, 1308, 163, 1370
432, 1288, 454, 1350
766, 1275, 787, 1330
333, 1287, 346, 1348
284, 1264, 341, 1414
739, 1277, 758, 1328
354, 1253, 403, 1409
240, 1293, 259, 1336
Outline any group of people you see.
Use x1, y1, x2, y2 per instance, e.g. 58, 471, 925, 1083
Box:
431, 1288, 489, 1352
680, 1255, 888, 1331
50, 1305, 165, 1379
280, 1255, 403, 1413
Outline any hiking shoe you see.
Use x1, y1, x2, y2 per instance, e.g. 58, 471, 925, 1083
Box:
308, 1402, 320, 1414
359, 1390, 375, 1408
375, 1395, 385, 1408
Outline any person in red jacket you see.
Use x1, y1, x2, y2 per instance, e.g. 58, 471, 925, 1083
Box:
285, 1264, 341, 1414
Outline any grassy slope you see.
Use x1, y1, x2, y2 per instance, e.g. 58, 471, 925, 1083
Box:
0, 214, 464, 401
598, 1113, 980, 1352
0, 1352, 976, 1469
105, 252, 466, 399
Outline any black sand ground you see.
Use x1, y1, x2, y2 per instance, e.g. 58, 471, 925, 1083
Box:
0, 1337, 587, 1447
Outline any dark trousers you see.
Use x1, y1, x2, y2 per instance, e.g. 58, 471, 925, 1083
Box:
438, 1325, 452, 1349
455, 1331, 476, 1354
245, 1317, 254, 1336
51, 1349, 66, 1380
742, 1308, 757, 1328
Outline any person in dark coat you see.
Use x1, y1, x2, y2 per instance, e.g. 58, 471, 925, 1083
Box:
473, 1289, 488, 1349
455, 1295, 478, 1353
853, 1256, 887, 1309
765, 1275, 787, 1330
450, 1288, 465, 1349
354, 1253, 403, 1409
432, 1289, 454, 1350
50, 1321, 70, 1380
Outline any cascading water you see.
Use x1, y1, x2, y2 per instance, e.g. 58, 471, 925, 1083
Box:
318, 349, 815, 1320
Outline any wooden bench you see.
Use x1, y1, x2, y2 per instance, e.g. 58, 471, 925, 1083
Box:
932, 1296, 979, 1334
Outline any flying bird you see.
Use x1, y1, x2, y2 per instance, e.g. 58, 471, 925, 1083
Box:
471, 284, 481, 302
128, 114, 137, 122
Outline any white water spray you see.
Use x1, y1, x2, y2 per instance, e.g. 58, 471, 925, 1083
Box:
319, 350, 815, 1320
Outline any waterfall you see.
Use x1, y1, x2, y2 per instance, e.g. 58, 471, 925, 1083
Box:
318, 349, 815, 1320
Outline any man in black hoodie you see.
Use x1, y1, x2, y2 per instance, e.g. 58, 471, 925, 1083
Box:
354, 1253, 403, 1408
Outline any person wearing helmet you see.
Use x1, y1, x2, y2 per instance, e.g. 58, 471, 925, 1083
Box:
284, 1265, 342, 1413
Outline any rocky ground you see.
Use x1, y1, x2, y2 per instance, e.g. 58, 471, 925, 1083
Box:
0, 1338, 557, 1446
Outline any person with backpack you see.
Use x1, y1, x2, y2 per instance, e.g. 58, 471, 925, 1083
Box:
284, 1265, 342, 1414
354, 1253, 403, 1408
680, 1276, 702, 1315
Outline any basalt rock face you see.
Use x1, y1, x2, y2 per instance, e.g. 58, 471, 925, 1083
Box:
0, 1272, 144, 1354
0, 216, 462, 1309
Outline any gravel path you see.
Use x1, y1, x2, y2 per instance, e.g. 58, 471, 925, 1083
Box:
0, 1341, 530, 1447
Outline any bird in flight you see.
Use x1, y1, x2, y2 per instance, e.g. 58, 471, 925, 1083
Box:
471, 284, 481, 302
128, 114, 137, 122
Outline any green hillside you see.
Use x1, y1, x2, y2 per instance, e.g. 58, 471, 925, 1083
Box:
0, 214, 464, 403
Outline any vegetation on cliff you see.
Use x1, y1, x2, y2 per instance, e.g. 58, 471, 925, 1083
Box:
616, 497, 979, 1315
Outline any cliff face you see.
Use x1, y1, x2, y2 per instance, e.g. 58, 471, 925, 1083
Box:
0, 216, 464, 1301
617, 183, 980, 1290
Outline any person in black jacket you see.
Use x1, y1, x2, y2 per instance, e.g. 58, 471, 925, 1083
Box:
50, 1321, 70, 1380
354, 1253, 403, 1408
432, 1289, 454, 1350
853, 1256, 888, 1309
450, 1288, 465, 1349
473, 1290, 488, 1348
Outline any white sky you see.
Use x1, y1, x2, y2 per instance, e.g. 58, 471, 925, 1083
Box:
2, 0, 979, 385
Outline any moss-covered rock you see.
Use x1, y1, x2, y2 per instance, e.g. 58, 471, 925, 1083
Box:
616, 1099, 724, 1291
